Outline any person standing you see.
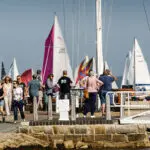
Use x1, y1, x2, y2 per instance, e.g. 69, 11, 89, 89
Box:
83, 70, 103, 118
99, 69, 117, 116
57, 70, 72, 99
45, 74, 54, 97
3, 76, 13, 116
17, 75, 26, 105
28, 74, 40, 113
12, 81, 25, 123
0, 81, 6, 121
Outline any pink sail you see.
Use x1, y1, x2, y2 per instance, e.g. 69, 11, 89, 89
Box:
42, 25, 55, 84
42, 16, 73, 85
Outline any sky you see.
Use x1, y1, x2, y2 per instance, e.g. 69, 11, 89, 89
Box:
0, 0, 150, 77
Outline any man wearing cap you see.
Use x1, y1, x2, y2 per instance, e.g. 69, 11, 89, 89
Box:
57, 70, 72, 99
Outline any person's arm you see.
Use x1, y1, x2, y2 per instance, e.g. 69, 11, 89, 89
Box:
109, 72, 117, 81
0, 87, 6, 99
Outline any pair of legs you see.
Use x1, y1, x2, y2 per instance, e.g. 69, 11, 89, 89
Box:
12, 100, 25, 121
29, 96, 39, 113
83, 92, 97, 116
4, 96, 12, 116
99, 92, 106, 115
59, 92, 70, 99
0, 100, 4, 116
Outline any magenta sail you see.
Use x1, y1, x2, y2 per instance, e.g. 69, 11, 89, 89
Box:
42, 25, 55, 84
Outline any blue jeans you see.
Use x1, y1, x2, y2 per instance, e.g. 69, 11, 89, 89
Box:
99, 91, 113, 105
12, 100, 25, 121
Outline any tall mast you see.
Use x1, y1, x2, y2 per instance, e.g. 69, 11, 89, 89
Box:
133, 38, 136, 90
96, 0, 103, 76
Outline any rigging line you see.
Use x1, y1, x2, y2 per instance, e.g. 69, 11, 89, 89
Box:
143, 0, 150, 33
104, 0, 114, 60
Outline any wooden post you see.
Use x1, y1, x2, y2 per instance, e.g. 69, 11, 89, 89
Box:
33, 96, 38, 121
48, 95, 52, 120
71, 89, 76, 121
106, 93, 111, 120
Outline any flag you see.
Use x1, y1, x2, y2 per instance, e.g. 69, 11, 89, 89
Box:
1, 61, 6, 80
21, 69, 32, 86
75, 57, 94, 84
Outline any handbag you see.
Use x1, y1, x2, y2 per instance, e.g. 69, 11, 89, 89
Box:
83, 89, 89, 99
83, 77, 89, 99
52, 84, 60, 93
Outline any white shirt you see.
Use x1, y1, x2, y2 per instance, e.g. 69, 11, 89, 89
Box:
13, 87, 23, 101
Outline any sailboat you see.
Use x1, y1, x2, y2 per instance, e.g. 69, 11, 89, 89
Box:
1, 61, 6, 80
8, 58, 19, 80
122, 38, 150, 90
42, 15, 73, 84
121, 51, 132, 88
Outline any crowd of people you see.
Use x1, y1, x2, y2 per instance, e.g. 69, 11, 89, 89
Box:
0, 69, 117, 123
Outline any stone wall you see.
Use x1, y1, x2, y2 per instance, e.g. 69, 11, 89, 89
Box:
16, 124, 150, 149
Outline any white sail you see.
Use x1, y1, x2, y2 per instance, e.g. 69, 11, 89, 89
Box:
126, 38, 150, 90
53, 16, 73, 84
8, 58, 19, 80
42, 16, 74, 84
121, 51, 132, 87
104, 61, 118, 89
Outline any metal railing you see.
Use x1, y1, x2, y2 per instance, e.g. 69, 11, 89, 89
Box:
106, 90, 150, 121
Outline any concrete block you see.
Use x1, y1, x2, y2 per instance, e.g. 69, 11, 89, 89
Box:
112, 134, 128, 142
82, 135, 94, 142
29, 126, 45, 134
128, 133, 147, 142
95, 125, 105, 134
95, 134, 111, 141
44, 126, 54, 135
115, 125, 137, 134
105, 125, 116, 134
50, 135, 64, 141
53, 126, 71, 134
75, 126, 87, 134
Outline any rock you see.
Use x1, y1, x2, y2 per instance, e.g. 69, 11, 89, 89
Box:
64, 140, 74, 149
76, 141, 88, 149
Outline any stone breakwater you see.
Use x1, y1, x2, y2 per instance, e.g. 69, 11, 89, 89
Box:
1, 124, 150, 149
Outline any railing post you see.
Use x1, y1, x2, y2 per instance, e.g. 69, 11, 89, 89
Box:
106, 93, 111, 120
48, 95, 53, 120
33, 96, 38, 121
120, 93, 124, 118
71, 89, 76, 121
